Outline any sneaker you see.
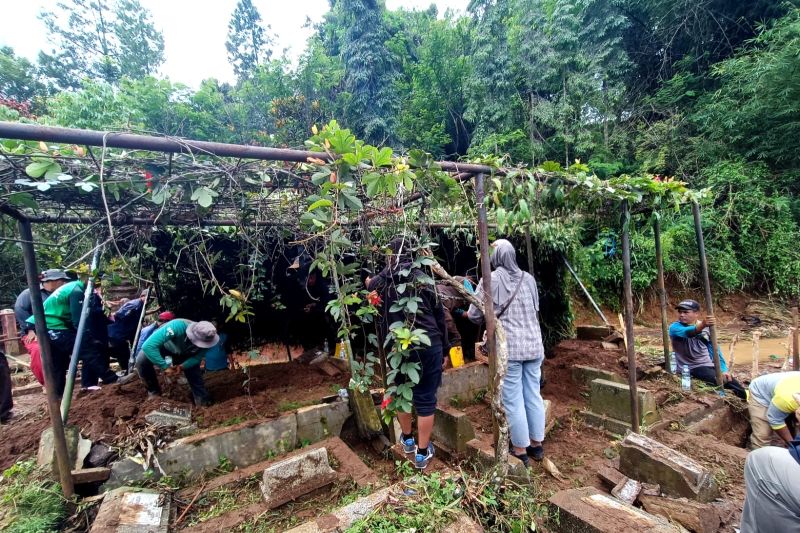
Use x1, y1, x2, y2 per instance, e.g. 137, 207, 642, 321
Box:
414, 443, 434, 470
526, 445, 544, 461
400, 433, 416, 454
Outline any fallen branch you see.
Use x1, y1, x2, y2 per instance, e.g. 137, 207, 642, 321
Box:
175, 482, 207, 526
422, 249, 509, 473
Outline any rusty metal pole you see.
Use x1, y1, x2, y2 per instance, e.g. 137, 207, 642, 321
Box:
621, 201, 640, 433
793, 306, 799, 371
18, 219, 74, 497
653, 215, 672, 373
475, 173, 497, 441
691, 203, 724, 387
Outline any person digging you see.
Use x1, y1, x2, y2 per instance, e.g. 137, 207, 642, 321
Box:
134, 319, 218, 406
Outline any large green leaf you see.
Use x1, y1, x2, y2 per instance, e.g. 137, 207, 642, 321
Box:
25, 160, 54, 178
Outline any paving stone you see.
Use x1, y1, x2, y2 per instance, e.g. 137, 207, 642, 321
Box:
618, 433, 719, 502
572, 365, 626, 387
260, 447, 337, 509
432, 405, 476, 455
548, 486, 687, 532
91, 486, 171, 533
589, 379, 660, 426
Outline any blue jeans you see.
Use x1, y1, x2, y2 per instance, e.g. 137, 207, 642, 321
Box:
503, 358, 545, 448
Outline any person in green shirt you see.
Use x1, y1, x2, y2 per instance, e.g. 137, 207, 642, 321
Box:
135, 319, 218, 406
26, 278, 85, 397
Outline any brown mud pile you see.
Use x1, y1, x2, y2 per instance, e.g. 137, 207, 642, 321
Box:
0, 361, 349, 470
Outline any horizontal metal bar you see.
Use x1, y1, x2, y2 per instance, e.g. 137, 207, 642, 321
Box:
0, 122, 496, 175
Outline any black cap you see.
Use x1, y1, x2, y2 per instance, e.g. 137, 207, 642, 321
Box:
675, 299, 700, 311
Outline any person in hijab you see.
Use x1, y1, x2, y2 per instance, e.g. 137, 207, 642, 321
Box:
367, 236, 448, 470
467, 239, 546, 466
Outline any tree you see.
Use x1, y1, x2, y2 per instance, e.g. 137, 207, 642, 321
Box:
0, 47, 46, 105
337, 0, 399, 145
226, 0, 273, 81
38, 0, 164, 89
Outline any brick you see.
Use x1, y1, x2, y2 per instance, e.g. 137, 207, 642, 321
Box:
548, 487, 685, 533
618, 433, 719, 502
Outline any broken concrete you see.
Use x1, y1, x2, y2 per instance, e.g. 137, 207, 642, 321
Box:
589, 379, 660, 427
618, 433, 719, 502
576, 325, 615, 341
260, 447, 337, 509
72, 467, 111, 485
143, 404, 192, 427
295, 400, 351, 445
37, 425, 91, 475
91, 486, 171, 533
582, 411, 634, 436
611, 477, 642, 505
572, 365, 626, 387
11, 382, 42, 397
639, 495, 721, 533
464, 437, 529, 479
285, 484, 401, 533
438, 361, 489, 404
548, 486, 687, 532
158, 413, 297, 477
432, 405, 476, 455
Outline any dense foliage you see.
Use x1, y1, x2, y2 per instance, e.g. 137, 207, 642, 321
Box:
2, 0, 800, 309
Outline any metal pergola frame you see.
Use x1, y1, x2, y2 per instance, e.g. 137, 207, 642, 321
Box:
0, 121, 723, 497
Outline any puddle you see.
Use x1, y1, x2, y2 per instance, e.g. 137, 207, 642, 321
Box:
728, 334, 791, 366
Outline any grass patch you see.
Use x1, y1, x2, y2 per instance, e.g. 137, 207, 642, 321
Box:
185, 474, 263, 527
347, 466, 552, 532
0, 460, 65, 533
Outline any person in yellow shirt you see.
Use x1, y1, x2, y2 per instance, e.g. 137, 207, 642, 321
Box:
747, 371, 800, 448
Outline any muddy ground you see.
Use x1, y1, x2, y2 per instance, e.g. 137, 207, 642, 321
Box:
0, 361, 350, 470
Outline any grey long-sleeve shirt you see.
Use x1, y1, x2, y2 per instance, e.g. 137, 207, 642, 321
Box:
14, 288, 50, 334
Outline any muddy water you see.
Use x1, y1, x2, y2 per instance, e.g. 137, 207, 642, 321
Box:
729, 335, 791, 366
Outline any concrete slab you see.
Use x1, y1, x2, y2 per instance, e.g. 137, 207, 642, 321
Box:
589, 379, 660, 426
158, 414, 297, 477
91, 486, 171, 533
640, 495, 721, 533
296, 400, 351, 445
260, 447, 337, 508
11, 382, 42, 397
72, 467, 111, 484
438, 361, 488, 404
432, 405, 476, 455
618, 433, 719, 502
582, 411, 632, 436
105, 457, 152, 489
548, 486, 686, 532
572, 365, 626, 387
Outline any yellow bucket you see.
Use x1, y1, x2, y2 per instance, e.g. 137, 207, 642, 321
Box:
449, 345, 465, 368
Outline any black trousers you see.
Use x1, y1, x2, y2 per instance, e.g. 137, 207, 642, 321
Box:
48, 329, 76, 398
0, 351, 12, 422
108, 338, 131, 372
134, 351, 211, 404
395, 343, 443, 417
691, 365, 747, 399
80, 338, 118, 388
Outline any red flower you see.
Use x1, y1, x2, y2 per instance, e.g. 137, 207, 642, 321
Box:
144, 170, 153, 193
380, 396, 391, 410
367, 290, 382, 306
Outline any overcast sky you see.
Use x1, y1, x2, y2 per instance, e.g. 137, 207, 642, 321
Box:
0, 0, 469, 88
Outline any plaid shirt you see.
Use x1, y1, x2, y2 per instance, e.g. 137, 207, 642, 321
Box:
467, 273, 544, 361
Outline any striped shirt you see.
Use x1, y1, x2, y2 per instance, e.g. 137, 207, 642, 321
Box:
467, 272, 544, 361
